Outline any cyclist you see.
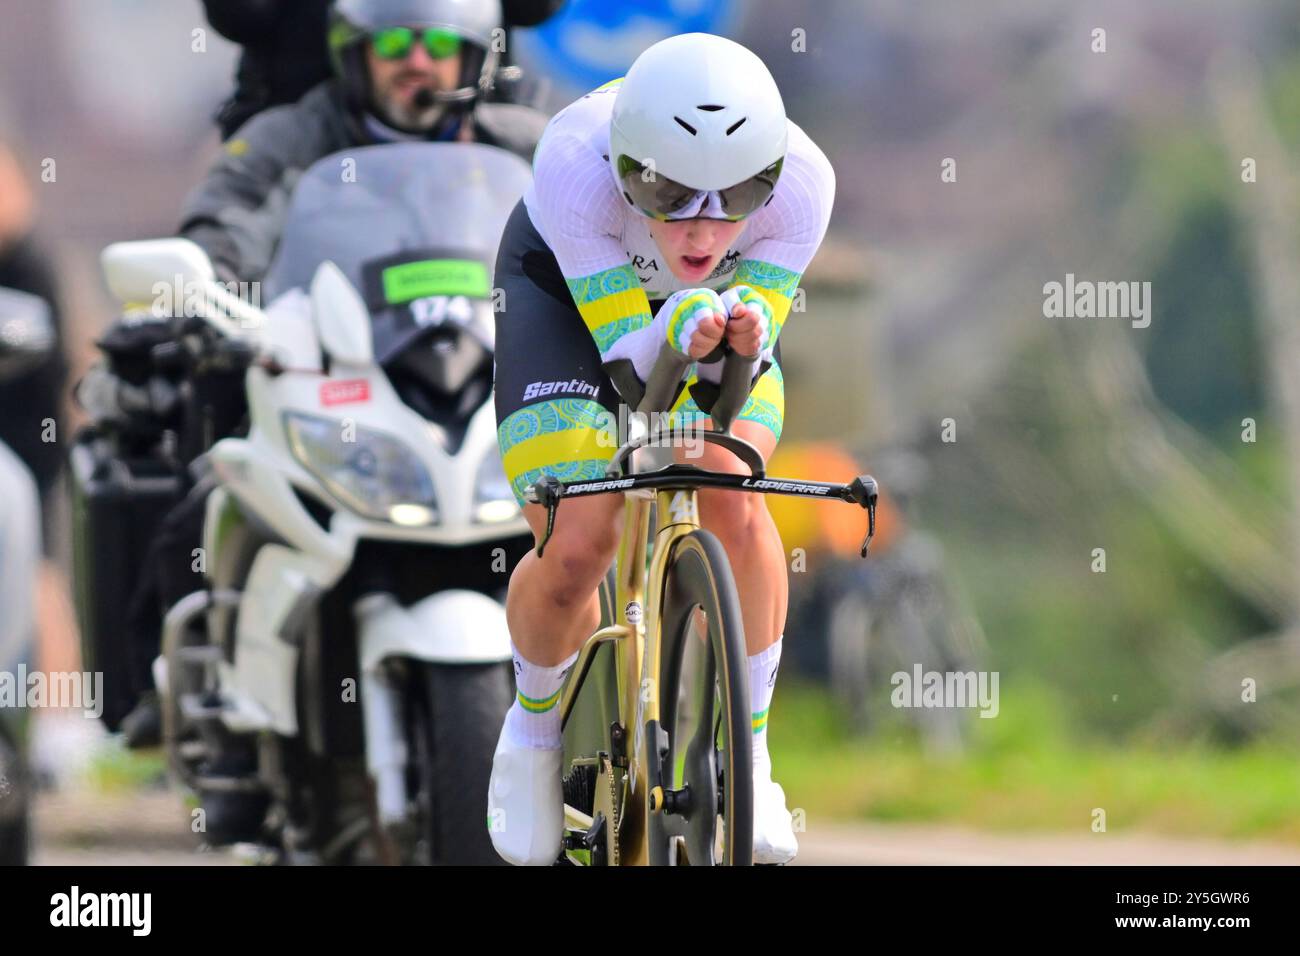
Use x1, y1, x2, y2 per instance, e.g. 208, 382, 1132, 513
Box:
487, 32, 835, 865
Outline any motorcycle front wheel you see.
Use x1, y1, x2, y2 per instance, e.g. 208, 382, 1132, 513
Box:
411, 661, 513, 865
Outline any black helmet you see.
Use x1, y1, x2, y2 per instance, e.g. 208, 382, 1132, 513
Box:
329, 0, 502, 137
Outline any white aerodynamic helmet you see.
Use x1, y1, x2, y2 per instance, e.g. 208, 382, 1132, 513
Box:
609, 32, 789, 221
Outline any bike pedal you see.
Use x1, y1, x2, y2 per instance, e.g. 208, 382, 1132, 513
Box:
192, 774, 265, 793
176, 645, 223, 665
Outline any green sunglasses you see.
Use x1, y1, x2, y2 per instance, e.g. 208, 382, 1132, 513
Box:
371, 26, 463, 61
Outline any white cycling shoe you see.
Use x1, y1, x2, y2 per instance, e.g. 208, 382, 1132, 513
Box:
752, 772, 799, 864
486, 720, 564, 866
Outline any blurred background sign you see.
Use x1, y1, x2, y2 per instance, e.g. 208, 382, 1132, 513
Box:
514, 0, 737, 94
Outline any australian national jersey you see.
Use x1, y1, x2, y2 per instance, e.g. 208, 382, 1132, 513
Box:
522, 79, 835, 362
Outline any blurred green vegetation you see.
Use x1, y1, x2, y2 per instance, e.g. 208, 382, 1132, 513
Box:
774, 680, 1300, 842
1122, 122, 1264, 439
85, 745, 166, 794
912, 339, 1285, 749
798, 80, 1300, 840
896, 92, 1296, 749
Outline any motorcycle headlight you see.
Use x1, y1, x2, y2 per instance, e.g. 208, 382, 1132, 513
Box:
474, 449, 520, 523
284, 412, 437, 524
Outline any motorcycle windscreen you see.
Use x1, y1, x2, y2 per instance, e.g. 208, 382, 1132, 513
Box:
261, 141, 532, 358
360, 249, 493, 382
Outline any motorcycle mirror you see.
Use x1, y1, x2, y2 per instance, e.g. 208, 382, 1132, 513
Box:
0, 286, 55, 382
101, 238, 216, 305
101, 238, 265, 342
311, 260, 373, 367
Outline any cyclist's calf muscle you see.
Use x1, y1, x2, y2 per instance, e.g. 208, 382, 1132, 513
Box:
507, 493, 624, 666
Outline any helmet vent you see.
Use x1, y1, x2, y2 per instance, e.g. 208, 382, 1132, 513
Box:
673, 116, 698, 135
726, 117, 747, 136
696, 104, 725, 112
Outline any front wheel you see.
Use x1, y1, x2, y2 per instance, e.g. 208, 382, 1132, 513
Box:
650, 529, 752, 866
412, 661, 513, 865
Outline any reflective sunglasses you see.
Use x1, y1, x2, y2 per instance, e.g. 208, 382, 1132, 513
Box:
615, 155, 784, 222
371, 26, 463, 61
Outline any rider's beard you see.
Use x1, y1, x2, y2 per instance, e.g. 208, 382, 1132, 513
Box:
373, 76, 446, 133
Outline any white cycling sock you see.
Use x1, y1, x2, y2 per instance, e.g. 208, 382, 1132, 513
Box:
504, 643, 579, 750
748, 636, 783, 779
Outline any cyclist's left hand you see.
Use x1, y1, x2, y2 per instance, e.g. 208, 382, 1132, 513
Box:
723, 305, 763, 356
719, 285, 772, 358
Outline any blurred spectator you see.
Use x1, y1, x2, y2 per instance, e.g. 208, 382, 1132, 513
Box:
0, 134, 99, 786
0, 139, 67, 545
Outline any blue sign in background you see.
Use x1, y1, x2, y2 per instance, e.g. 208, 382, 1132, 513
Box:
515, 0, 740, 94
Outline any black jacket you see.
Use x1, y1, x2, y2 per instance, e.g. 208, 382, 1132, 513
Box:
179, 79, 547, 282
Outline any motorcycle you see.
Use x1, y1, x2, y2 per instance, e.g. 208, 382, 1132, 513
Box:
92, 142, 534, 864
0, 285, 55, 865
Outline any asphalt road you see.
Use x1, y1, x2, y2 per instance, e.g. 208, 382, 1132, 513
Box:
30, 787, 1300, 866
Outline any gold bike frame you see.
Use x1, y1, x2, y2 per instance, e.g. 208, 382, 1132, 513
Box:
558, 484, 701, 865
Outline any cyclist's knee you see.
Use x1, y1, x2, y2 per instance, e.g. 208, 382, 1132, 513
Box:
689, 416, 777, 545
699, 488, 769, 551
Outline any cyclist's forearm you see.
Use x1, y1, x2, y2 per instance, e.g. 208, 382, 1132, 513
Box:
727, 259, 804, 348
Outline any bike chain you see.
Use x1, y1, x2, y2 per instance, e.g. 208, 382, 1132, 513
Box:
601, 754, 620, 866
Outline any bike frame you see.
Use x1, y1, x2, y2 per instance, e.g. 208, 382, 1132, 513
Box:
557, 486, 682, 864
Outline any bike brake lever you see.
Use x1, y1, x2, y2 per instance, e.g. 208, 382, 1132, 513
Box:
860, 499, 877, 558
527, 475, 564, 558
848, 475, 879, 558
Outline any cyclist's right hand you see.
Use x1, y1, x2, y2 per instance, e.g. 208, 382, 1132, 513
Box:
685, 306, 726, 359
670, 290, 733, 361
659, 288, 728, 359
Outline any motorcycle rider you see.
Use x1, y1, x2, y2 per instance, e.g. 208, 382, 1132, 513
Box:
182, 0, 547, 283
201, 0, 565, 139
100, 0, 547, 845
